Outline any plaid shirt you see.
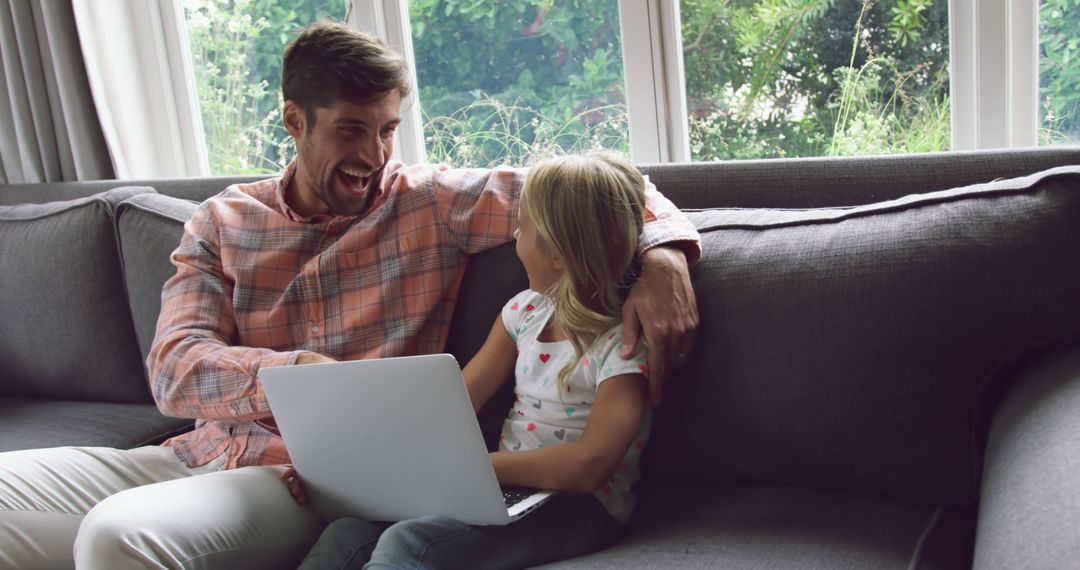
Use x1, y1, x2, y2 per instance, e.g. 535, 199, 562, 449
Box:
148, 159, 700, 469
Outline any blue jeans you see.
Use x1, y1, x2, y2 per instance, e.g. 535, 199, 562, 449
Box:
298, 493, 623, 570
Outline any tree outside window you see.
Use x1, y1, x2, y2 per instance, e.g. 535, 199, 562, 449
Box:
407, 0, 630, 168
184, 0, 1078, 175
183, 0, 340, 175
1040, 0, 1080, 146
680, 0, 952, 160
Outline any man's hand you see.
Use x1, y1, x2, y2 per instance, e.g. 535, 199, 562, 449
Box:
281, 466, 308, 504
296, 352, 337, 365
621, 246, 698, 407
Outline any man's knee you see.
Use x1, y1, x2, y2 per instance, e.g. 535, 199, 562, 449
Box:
74, 490, 170, 568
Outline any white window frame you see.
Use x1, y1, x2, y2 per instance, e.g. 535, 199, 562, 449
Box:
348, 0, 426, 165
355, 0, 1046, 164
619, 0, 691, 163
950, 0, 1039, 150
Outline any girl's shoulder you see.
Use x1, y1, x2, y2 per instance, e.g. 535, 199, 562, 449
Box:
588, 322, 629, 356
585, 321, 648, 385
501, 289, 547, 312
501, 289, 553, 343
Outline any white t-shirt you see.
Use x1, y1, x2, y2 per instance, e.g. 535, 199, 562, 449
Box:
498, 289, 651, 524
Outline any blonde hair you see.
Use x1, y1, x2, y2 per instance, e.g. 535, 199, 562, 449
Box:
520, 150, 647, 392
283, 20, 411, 127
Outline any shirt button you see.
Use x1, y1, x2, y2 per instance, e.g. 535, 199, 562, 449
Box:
311, 326, 320, 333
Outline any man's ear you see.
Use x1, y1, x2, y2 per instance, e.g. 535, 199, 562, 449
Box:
283, 100, 304, 138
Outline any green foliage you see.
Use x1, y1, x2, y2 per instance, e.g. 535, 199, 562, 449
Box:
827, 57, 951, 155
423, 98, 628, 167
407, 0, 629, 166
185, 0, 1075, 173
889, 0, 933, 47
183, 0, 339, 175
683, 0, 953, 160
1039, 0, 1080, 145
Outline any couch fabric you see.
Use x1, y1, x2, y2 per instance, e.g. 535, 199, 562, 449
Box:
2, 147, 1080, 568
537, 487, 975, 569
116, 193, 200, 364
647, 166, 1080, 507
0, 187, 153, 402
0, 187, 196, 450
973, 344, 1080, 569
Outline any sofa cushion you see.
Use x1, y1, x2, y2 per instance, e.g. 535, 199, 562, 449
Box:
0, 397, 193, 452
642, 165, 1080, 507
115, 193, 200, 364
973, 345, 1080, 569
534, 486, 974, 569
0, 187, 155, 403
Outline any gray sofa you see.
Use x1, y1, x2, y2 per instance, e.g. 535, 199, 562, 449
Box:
3, 147, 1080, 569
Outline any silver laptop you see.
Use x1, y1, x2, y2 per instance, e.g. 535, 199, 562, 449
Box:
260, 353, 553, 525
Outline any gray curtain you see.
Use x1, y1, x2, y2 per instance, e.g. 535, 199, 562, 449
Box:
0, 0, 113, 184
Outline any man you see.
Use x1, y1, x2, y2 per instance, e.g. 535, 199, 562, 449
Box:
0, 21, 699, 568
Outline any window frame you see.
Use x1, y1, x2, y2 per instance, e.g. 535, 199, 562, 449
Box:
950, 0, 1039, 149
618, 0, 691, 163
353, 0, 1048, 165
348, 0, 426, 165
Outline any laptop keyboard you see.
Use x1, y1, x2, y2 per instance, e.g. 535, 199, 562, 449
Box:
502, 486, 538, 508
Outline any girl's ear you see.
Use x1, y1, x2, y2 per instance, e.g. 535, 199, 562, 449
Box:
283, 101, 304, 139
551, 252, 565, 271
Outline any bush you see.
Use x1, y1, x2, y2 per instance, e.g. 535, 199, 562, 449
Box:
186, 0, 1077, 174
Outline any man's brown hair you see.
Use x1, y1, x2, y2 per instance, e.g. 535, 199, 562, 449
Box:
282, 20, 410, 127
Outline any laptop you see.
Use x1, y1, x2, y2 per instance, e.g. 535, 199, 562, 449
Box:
260, 353, 553, 525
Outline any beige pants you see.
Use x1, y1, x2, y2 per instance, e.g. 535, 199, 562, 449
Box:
0, 446, 324, 569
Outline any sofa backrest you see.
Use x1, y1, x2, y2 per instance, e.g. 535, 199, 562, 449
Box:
641, 167, 1080, 508
637, 145, 1080, 208
115, 194, 200, 365
4, 146, 1079, 209
0, 187, 155, 403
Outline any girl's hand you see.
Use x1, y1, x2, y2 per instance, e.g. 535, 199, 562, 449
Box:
490, 373, 648, 493
281, 465, 308, 504
461, 315, 518, 412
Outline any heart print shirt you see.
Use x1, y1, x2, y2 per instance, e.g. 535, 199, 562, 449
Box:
498, 289, 651, 524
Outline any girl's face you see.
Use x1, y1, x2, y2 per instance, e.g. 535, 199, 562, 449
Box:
514, 203, 563, 293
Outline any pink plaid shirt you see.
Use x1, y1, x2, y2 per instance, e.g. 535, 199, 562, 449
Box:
148, 159, 700, 469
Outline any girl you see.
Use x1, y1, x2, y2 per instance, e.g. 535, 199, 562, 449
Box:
293, 151, 651, 569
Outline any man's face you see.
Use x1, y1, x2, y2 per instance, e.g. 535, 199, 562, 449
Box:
284, 91, 402, 217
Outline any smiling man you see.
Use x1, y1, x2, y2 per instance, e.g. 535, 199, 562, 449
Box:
284, 93, 401, 218
0, 21, 700, 569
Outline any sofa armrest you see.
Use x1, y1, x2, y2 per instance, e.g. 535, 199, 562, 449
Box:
974, 345, 1080, 569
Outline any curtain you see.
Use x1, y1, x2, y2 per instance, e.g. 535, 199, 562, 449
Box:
0, 0, 113, 184
73, 0, 209, 179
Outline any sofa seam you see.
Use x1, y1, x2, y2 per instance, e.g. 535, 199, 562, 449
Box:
690, 169, 1080, 233
968, 334, 1080, 502
0, 187, 156, 222
0, 196, 112, 222
116, 196, 198, 222
906, 506, 944, 570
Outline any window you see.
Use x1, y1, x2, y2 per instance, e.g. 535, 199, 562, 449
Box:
405, 0, 630, 167
183, 1, 1075, 174
679, 0, 951, 160
1040, 0, 1080, 145
183, 0, 342, 175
